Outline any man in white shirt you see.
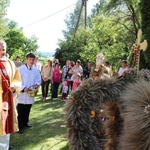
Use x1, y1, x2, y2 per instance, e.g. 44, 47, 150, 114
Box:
17, 53, 41, 134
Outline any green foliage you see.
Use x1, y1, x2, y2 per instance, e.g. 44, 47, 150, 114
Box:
55, 0, 148, 72
79, 14, 132, 71
0, 0, 10, 38
4, 29, 27, 56
55, 35, 87, 66
25, 35, 39, 53
4, 20, 39, 62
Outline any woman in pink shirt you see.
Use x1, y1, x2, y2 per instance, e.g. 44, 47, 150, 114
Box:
52, 63, 61, 98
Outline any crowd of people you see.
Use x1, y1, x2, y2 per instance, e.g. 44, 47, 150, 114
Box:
13, 54, 92, 102
41, 59, 84, 101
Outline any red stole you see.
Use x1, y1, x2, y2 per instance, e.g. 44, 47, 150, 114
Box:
0, 60, 14, 135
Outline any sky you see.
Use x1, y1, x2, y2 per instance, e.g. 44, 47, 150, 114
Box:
6, 0, 99, 53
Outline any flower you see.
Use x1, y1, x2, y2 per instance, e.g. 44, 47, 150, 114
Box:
144, 105, 150, 114
90, 110, 96, 118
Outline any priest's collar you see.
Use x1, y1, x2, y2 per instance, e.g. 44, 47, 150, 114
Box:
25, 63, 32, 70
0, 56, 8, 61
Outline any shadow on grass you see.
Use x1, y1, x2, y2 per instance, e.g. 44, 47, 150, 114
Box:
59, 143, 69, 150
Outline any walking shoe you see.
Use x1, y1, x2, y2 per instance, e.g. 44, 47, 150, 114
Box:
25, 124, 33, 128
18, 129, 23, 134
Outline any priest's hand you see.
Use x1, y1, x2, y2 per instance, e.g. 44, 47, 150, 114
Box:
9, 86, 16, 93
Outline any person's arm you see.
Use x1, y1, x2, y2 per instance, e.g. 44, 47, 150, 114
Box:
34, 69, 42, 89
10, 63, 22, 95
61, 66, 65, 75
118, 68, 122, 77
37, 63, 42, 72
49, 68, 53, 80
80, 66, 83, 76
51, 69, 54, 83
52, 68, 55, 83
41, 66, 45, 81
69, 68, 73, 74
10, 68, 22, 94
124, 67, 129, 74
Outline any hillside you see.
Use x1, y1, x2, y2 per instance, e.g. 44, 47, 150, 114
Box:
38, 51, 55, 57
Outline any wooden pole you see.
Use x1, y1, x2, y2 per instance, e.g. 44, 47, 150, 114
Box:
85, 0, 87, 28
74, 1, 84, 37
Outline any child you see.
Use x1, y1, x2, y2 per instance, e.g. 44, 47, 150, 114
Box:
61, 81, 68, 101
72, 73, 82, 91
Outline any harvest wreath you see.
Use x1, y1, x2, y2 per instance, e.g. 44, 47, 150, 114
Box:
65, 69, 150, 150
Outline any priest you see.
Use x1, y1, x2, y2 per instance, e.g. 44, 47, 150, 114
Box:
0, 40, 22, 149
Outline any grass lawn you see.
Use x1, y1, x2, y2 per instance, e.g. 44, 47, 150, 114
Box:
10, 88, 69, 150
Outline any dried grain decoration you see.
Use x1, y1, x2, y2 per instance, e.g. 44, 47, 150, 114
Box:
65, 78, 125, 150
118, 79, 150, 150
103, 102, 123, 150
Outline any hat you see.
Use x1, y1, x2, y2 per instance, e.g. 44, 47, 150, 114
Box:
63, 81, 68, 86
76, 59, 81, 64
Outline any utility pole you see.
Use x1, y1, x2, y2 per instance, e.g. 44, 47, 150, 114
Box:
82, 0, 88, 28
74, 3, 83, 36
85, 0, 87, 28
74, 0, 88, 36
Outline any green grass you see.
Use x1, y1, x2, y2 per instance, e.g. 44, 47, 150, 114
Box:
10, 88, 69, 150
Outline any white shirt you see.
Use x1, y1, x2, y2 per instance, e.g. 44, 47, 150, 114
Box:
118, 67, 129, 77
41, 65, 53, 80
18, 64, 41, 104
34, 62, 41, 72
63, 86, 68, 94
71, 65, 83, 81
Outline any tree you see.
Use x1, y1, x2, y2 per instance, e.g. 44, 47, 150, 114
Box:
55, 0, 87, 65
94, 0, 141, 36
55, 36, 86, 66
55, 0, 143, 72
79, 14, 131, 70
84, 0, 142, 70
4, 20, 39, 61
62, 0, 86, 39
0, 0, 10, 38
79, 0, 139, 69
4, 28, 27, 56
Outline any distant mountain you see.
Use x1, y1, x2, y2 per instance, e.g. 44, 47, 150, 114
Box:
38, 51, 55, 57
